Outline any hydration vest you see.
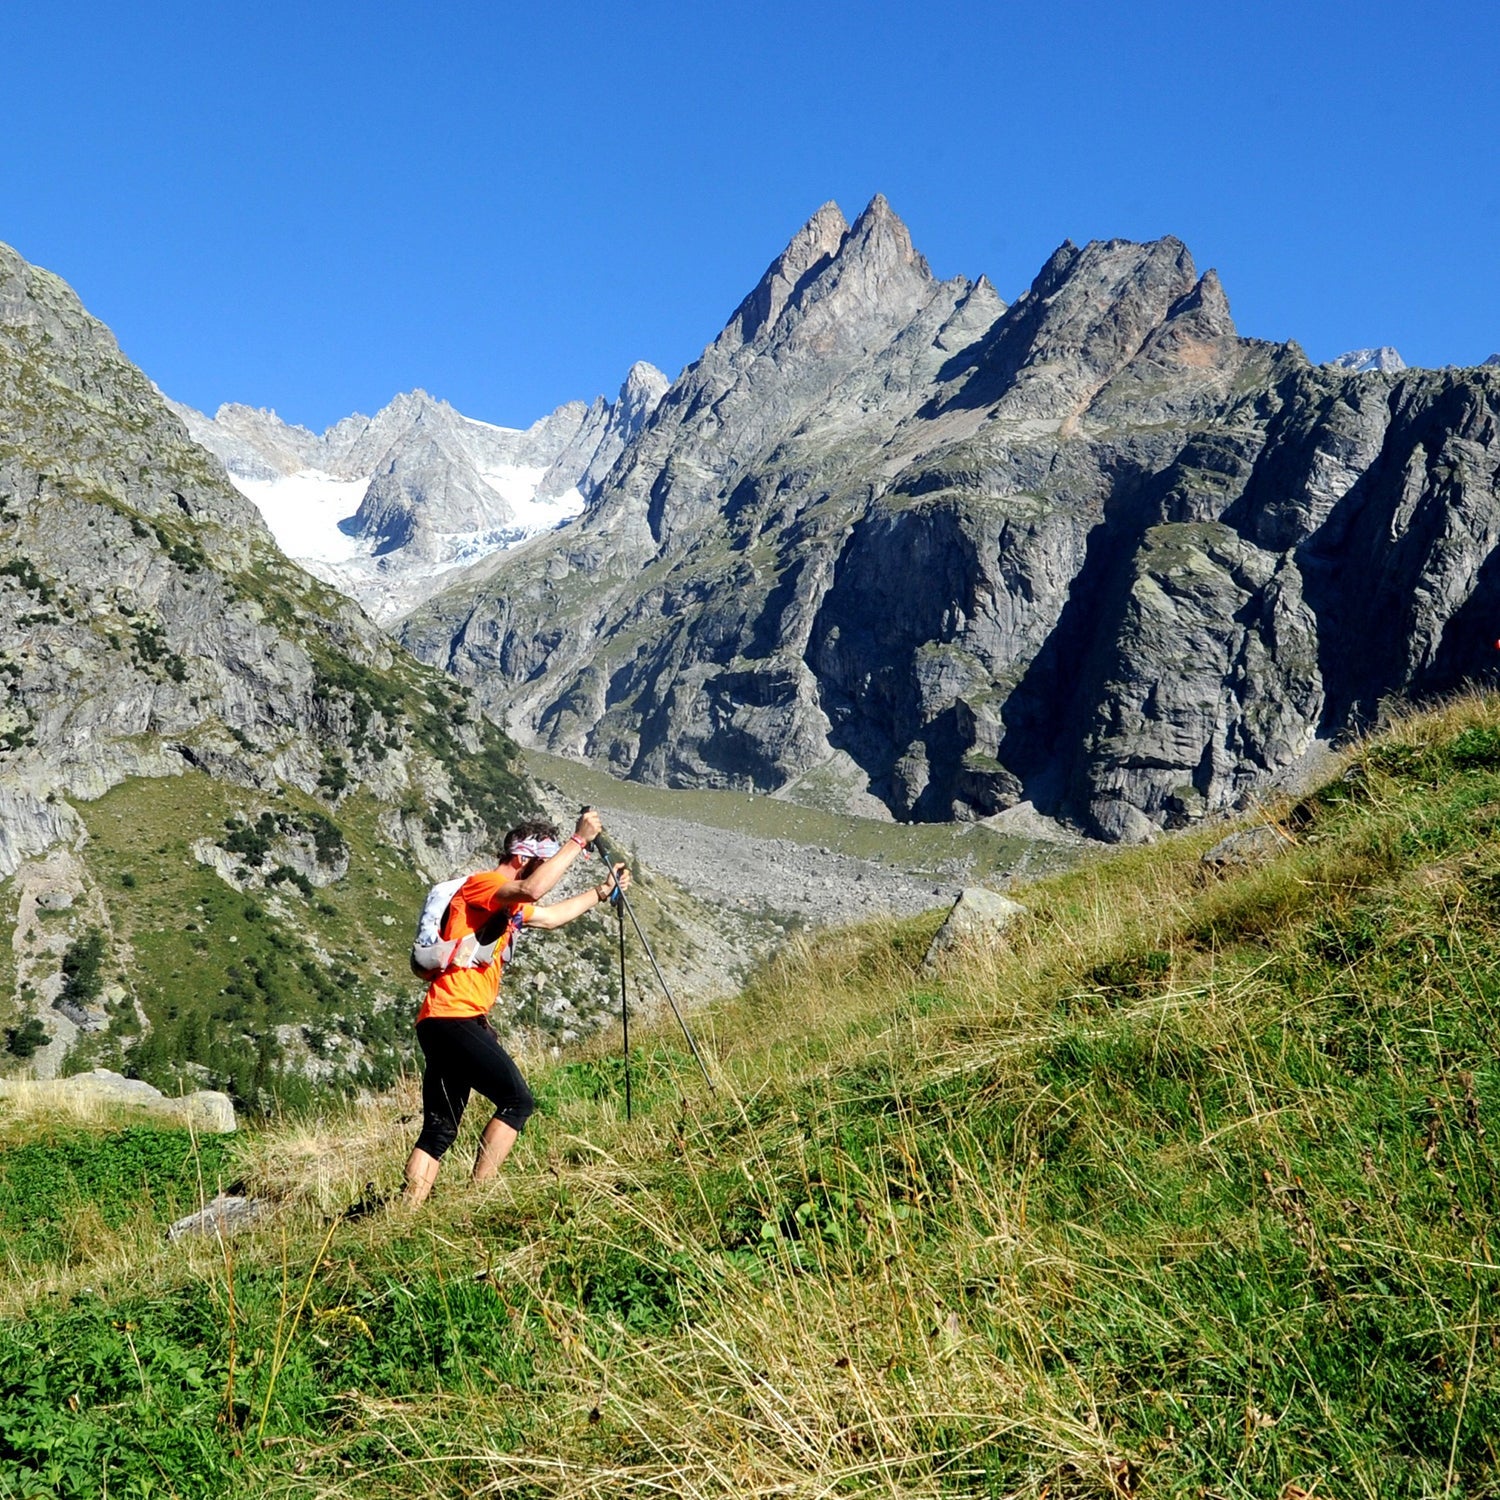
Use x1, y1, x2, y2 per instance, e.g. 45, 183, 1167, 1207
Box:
409, 876, 523, 980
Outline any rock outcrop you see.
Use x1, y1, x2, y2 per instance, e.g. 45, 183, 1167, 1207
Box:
922, 888, 1028, 970
399, 198, 1500, 841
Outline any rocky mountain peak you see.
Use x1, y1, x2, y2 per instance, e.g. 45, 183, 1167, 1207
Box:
321, 389, 461, 476
798, 200, 852, 254
0, 245, 115, 354
753, 195, 938, 367
377, 387, 451, 428
0, 240, 439, 877
0, 244, 261, 542
1327, 346, 1407, 374
575, 196, 969, 555
841, 193, 933, 280
723, 201, 850, 348
1046, 235, 1196, 318
400, 210, 1500, 849
546, 361, 671, 504
715, 195, 938, 366
1174, 267, 1235, 336
619, 361, 670, 418
1027, 235, 1194, 306
930, 235, 1206, 424
213, 402, 305, 433
180, 356, 667, 620
846, 193, 924, 258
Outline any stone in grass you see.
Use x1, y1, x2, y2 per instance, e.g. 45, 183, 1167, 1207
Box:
0, 1068, 236, 1133
923, 887, 1027, 971
167, 1194, 269, 1242
1200, 823, 1292, 872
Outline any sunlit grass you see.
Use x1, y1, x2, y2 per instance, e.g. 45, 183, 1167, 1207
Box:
5, 696, 1500, 1496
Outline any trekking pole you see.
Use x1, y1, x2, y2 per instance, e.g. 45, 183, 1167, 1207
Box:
615, 885, 716, 1094
585, 812, 716, 1096
617, 897, 632, 1122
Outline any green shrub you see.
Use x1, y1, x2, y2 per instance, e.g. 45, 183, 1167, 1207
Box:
3, 1017, 48, 1058
60, 929, 106, 1007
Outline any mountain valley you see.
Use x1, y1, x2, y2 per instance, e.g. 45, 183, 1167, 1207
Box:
5, 194, 1500, 1102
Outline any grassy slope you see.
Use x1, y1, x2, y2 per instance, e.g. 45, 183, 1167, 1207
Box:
64, 773, 427, 1104
3, 697, 1500, 1496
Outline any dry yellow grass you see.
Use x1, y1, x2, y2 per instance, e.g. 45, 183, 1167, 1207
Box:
14, 696, 1500, 1497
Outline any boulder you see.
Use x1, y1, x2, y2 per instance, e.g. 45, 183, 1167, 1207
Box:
1200, 823, 1292, 872
923, 887, 1027, 970
167, 1194, 268, 1242
0, 1068, 236, 1132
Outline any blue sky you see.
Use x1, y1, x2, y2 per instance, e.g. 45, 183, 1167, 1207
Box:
3, 1, 1496, 431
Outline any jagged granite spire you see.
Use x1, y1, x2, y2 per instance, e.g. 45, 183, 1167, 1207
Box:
618, 360, 671, 423
723, 202, 849, 347
556, 360, 671, 500
841, 193, 934, 281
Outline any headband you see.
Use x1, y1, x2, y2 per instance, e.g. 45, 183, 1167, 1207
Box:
510, 836, 560, 863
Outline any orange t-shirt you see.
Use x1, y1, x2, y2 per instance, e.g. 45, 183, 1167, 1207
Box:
415, 868, 536, 1023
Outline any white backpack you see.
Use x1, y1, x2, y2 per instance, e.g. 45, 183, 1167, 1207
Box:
409, 877, 504, 978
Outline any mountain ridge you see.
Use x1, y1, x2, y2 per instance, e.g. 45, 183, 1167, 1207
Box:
398, 195, 1500, 842
174, 362, 668, 620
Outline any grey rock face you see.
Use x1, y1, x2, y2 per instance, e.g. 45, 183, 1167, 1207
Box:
0, 240, 355, 885
1072, 524, 1324, 840
397, 199, 1500, 843
1327, 347, 1407, 373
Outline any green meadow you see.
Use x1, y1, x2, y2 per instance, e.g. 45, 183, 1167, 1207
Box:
3, 696, 1500, 1497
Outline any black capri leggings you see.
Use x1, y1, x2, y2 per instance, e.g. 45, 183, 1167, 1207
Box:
413, 1015, 535, 1159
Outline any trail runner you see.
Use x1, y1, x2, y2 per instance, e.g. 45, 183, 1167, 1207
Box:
402, 807, 630, 1204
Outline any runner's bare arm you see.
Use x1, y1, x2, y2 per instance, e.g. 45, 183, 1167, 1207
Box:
526, 865, 632, 930
506, 809, 603, 902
